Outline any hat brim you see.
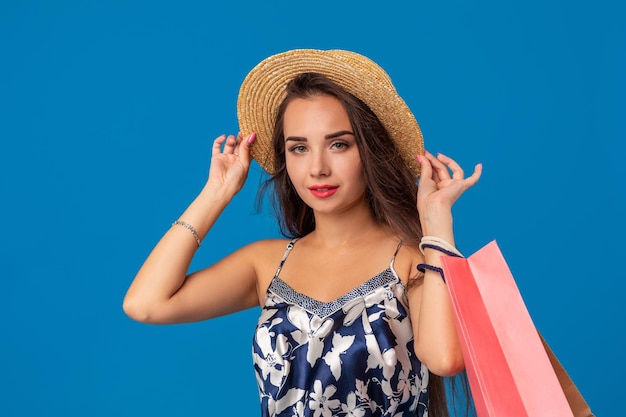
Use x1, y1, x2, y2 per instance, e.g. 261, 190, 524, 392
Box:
237, 49, 424, 179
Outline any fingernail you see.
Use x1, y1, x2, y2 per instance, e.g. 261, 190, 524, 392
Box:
416, 154, 422, 163
248, 132, 256, 144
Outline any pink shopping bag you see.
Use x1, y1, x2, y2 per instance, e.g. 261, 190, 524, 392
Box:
440, 241, 593, 417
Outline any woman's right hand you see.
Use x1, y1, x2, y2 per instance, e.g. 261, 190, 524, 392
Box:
206, 132, 256, 195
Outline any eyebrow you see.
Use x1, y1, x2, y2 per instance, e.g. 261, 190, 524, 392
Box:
285, 130, 355, 142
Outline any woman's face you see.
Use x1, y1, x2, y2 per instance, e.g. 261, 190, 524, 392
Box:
283, 94, 367, 215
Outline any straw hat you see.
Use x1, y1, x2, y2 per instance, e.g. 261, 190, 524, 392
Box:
237, 49, 424, 178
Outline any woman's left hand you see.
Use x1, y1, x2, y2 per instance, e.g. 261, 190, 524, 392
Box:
416, 151, 482, 220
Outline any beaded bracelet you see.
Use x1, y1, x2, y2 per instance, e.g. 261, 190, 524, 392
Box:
417, 236, 464, 283
419, 236, 463, 257
421, 243, 462, 258
417, 263, 446, 283
172, 220, 201, 247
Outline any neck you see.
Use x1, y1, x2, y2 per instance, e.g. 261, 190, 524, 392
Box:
308, 201, 386, 249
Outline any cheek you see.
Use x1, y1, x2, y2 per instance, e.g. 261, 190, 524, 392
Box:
351, 161, 368, 193
346, 155, 365, 180
285, 156, 299, 180
285, 158, 308, 195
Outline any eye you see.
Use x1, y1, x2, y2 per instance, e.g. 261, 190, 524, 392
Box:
288, 144, 307, 154
331, 141, 349, 150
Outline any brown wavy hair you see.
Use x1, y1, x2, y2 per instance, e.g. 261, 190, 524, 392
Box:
259, 72, 472, 417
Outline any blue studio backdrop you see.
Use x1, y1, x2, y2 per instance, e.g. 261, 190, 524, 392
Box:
1, 1, 623, 416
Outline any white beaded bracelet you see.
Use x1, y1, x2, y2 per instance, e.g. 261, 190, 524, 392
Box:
172, 220, 201, 247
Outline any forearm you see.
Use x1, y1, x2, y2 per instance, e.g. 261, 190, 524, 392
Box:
413, 207, 464, 376
123, 185, 232, 320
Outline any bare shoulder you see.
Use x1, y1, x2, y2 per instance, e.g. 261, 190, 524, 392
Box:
242, 238, 292, 264
214, 238, 292, 275
242, 238, 293, 301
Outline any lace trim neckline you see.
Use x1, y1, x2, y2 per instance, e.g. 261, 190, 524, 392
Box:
267, 267, 401, 318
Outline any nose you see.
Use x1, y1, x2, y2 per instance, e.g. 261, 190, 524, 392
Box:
309, 150, 330, 178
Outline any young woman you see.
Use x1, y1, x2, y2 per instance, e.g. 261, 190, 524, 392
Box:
124, 49, 481, 417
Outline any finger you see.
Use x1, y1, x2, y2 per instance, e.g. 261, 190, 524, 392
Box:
212, 134, 227, 156
425, 151, 451, 180
437, 153, 465, 180
237, 132, 256, 163
424, 151, 445, 183
416, 153, 432, 182
430, 166, 442, 184
223, 134, 237, 154
233, 132, 243, 156
464, 163, 483, 186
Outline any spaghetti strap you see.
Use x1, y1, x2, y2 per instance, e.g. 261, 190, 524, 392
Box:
274, 238, 298, 278
392, 240, 403, 258
389, 240, 403, 268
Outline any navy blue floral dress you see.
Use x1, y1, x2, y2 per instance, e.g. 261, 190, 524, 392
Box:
252, 240, 429, 417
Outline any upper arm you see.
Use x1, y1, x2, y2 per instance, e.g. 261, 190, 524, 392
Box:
143, 240, 280, 324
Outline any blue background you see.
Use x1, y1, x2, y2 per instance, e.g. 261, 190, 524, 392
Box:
1, 1, 623, 415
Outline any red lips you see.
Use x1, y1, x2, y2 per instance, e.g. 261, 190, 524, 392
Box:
308, 184, 339, 198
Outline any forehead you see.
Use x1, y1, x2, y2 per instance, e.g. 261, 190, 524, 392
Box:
283, 95, 351, 132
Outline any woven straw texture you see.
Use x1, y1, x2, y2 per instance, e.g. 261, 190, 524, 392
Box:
237, 49, 424, 178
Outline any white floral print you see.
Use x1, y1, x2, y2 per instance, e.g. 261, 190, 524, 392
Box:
342, 392, 366, 417
309, 380, 341, 417
254, 318, 290, 388
322, 333, 355, 380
